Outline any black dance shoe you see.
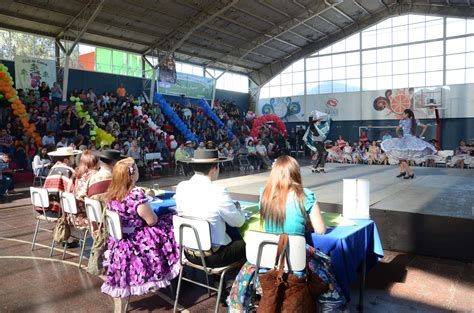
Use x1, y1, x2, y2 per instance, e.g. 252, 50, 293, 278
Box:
404, 173, 414, 179
396, 172, 406, 178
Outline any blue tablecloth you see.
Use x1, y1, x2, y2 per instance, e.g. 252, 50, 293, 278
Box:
307, 219, 384, 301
149, 191, 177, 215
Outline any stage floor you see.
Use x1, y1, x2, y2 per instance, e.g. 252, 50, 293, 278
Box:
215, 163, 474, 220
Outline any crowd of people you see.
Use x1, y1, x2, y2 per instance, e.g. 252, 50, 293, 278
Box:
0, 81, 289, 199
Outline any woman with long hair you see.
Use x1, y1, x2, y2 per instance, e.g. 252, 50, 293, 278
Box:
32, 146, 51, 177
73, 150, 99, 205
381, 109, 435, 179
101, 157, 179, 299
228, 156, 345, 311
260, 155, 326, 235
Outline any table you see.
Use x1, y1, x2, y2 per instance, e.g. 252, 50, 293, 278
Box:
308, 219, 384, 307
239, 202, 384, 308
148, 191, 177, 215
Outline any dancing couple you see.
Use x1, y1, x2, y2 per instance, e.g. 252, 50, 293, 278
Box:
303, 110, 331, 173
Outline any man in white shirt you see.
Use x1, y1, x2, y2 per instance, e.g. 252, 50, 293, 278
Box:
255, 139, 272, 169
175, 149, 246, 268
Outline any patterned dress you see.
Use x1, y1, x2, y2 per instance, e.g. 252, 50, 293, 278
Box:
101, 188, 180, 298
381, 119, 436, 161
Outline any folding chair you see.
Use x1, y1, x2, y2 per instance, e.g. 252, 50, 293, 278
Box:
245, 231, 307, 310
174, 161, 185, 176
59, 192, 89, 267
30, 187, 57, 255
172, 215, 244, 313
145, 152, 163, 178
84, 197, 103, 235
104, 209, 132, 311
32, 163, 47, 186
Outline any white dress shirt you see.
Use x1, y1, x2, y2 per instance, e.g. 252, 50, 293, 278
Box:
175, 174, 245, 247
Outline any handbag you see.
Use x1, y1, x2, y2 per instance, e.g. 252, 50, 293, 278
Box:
257, 234, 328, 313
87, 208, 108, 275
52, 214, 71, 243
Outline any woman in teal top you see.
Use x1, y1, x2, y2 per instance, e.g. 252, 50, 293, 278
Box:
227, 155, 345, 311
260, 155, 326, 236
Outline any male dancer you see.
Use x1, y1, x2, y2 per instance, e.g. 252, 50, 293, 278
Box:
303, 110, 331, 173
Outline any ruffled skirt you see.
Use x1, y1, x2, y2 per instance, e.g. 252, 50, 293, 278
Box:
101, 213, 180, 298
381, 135, 436, 161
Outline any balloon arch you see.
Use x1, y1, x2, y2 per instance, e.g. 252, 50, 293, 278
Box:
250, 114, 288, 139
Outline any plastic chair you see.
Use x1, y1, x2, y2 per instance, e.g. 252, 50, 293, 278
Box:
84, 197, 103, 234
30, 187, 57, 255
32, 162, 47, 186
245, 231, 307, 310
174, 161, 185, 176
59, 192, 89, 267
172, 215, 244, 313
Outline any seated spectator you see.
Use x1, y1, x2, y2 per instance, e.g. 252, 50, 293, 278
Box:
368, 141, 380, 165
0, 153, 13, 200
26, 138, 37, 170
336, 135, 346, 149
74, 150, 99, 204
451, 140, 471, 168
56, 137, 68, 148
88, 150, 124, 201
246, 139, 260, 169
42, 131, 56, 147
175, 143, 193, 176
184, 140, 195, 158
228, 155, 345, 311
39, 81, 51, 100
46, 114, 60, 133
175, 149, 246, 267
61, 117, 77, 144
101, 157, 179, 299
33, 146, 52, 177
359, 131, 369, 147
255, 139, 272, 169
341, 142, 353, 163
382, 130, 392, 141
0, 128, 14, 155
38, 147, 79, 218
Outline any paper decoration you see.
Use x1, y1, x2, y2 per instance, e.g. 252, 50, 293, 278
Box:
343, 179, 370, 219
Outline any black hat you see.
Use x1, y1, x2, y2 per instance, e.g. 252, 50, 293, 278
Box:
181, 149, 230, 164
93, 149, 126, 161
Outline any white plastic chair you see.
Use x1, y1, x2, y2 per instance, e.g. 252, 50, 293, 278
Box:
104, 209, 132, 311
245, 231, 306, 272
435, 150, 454, 167
30, 187, 57, 255
59, 192, 89, 267
32, 162, 48, 186
172, 215, 243, 313
84, 197, 103, 233
245, 231, 307, 310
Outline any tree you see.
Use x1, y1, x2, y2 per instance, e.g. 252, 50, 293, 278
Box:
0, 29, 54, 60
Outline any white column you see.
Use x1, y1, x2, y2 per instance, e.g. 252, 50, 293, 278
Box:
62, 54, 70, 102
149, 66, 157, 103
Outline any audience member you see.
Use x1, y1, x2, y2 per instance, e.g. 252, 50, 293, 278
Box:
87, 150, 124, 201
39, 147, 79, 217
101, 157, 179, 298
32, 146, 51, 177
175, 149, 246, 267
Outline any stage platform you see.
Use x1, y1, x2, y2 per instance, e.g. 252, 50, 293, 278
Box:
215, 163, 474, 261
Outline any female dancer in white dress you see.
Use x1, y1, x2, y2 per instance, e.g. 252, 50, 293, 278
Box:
381, 109, 436, 179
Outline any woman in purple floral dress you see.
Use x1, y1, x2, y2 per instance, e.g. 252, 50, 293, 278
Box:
101, 157, 180, 298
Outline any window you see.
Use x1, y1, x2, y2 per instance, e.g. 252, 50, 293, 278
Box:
259, 15, 474, 100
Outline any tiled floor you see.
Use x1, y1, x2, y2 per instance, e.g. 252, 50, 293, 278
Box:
1, 168, 472, 312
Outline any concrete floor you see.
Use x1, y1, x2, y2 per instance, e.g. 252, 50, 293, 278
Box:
1, 163, 473, 312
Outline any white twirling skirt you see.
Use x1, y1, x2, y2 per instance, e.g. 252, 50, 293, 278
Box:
381, 135, 436, 161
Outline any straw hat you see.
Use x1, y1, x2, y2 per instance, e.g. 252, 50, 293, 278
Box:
181, 149, 231, 163
47, 147, 82, 157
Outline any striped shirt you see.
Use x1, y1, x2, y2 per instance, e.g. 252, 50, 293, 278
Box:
39, 162, 75, 213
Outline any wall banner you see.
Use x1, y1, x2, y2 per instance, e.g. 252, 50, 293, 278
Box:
14, 56, 56, 91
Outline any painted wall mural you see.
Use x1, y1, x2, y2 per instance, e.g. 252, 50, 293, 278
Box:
259, 96, 303, 121
258, 84, 474, 121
